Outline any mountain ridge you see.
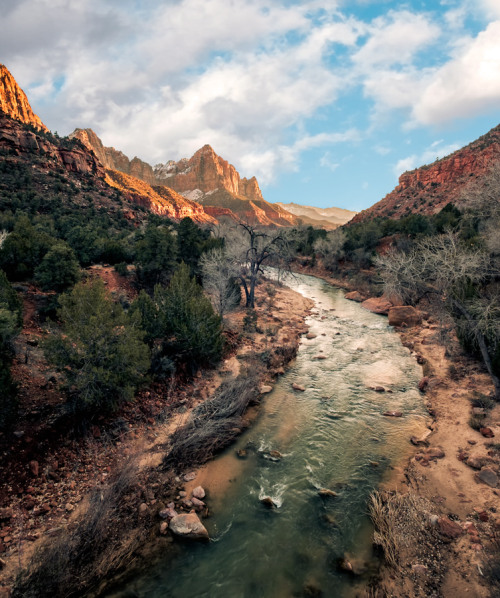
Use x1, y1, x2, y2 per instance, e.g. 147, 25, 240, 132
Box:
351, 124, 500, 223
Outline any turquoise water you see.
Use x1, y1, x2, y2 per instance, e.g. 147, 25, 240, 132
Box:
114, 273, 426, 598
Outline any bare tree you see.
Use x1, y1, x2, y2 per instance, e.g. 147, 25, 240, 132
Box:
313, 228, 347, 270
225, 222, 290, 308
200, 248, 240, 319
376, 231, 500, 399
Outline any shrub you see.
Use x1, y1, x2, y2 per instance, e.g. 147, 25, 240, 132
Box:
155, 263, 224, 369
34, 241, 80, 292
43, 279, 150, 415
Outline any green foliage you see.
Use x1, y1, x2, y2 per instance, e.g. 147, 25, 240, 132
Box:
0, 214, 55, 280
35, 241, 80, 292
43, 279, 150, 415
135, 223, 177, 287
154, 263, 224, 368
0, 270, 22, 430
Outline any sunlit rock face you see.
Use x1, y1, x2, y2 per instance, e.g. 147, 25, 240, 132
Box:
0, 64, 49, 133
71, 128, 158, 186
157, 145, 299, 227
351, 124, 500, 223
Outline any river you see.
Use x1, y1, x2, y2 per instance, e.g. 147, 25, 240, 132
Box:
113, 272, 428, 597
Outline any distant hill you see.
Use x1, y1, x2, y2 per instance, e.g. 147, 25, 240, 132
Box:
276, 202, 357, 229
351, 124, 500, 224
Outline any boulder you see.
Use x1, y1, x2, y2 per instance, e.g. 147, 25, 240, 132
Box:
192, 486, 206, 500
345, 291, 364, 302
425, 447, 445, 459
260, 496, 276, 508
169, 513, 209, 540
292, 383, 306, 392
388, 306, 422, 328
382, 411, 403, 417
183, 472, 197, 482
159, 507, 177, 519
361, 296, 393, 315
418, 377, 430, 392
318, 489, 338, 498
29, 460, 39, 477
191, 497, 205, 510
480, 427, 495, 438
476, 468, 498, 488
437, 516, 463, 539
260, 385, 273, 394
313, 355, 327, 360
305, 332, 317, 339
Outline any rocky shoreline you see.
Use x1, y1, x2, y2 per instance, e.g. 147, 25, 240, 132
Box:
297, 264, 500, 598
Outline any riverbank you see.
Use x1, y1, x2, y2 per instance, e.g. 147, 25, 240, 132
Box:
0, 279, 313, 597
292, 261, 499, 597
370, 315, 500, 598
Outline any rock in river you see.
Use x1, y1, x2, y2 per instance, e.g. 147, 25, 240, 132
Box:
169, 513, 209, 540
292, 383, 306, 392
192, 486, 206, 499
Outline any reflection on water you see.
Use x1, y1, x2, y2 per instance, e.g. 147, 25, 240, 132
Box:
114, 273, 426, 598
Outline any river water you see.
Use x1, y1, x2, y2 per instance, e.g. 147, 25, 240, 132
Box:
115, 273, 427, 598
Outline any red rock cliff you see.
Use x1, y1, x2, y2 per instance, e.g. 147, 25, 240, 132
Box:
0, 64, 48, 132
352, 124, 500, 223
70, 128, 158, 186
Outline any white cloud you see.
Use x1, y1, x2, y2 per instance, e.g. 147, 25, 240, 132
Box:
353, 10, 440, 68
412, 21, 500, 124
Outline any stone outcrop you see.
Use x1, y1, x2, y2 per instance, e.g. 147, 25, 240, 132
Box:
157, 145, 300, 227
351, 124, 500, 223
0, 113, 104, 177
70, 128, 158, 186
0, 64, 48, 132
105, 169, 216, 225
388, 306, 422, 328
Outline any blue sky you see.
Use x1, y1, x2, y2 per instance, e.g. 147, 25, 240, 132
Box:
1, 0, 500, 212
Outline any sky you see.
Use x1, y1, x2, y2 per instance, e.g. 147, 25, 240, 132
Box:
1, 0, 500, 212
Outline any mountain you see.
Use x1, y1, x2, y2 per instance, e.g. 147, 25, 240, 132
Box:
0, 65, 217, 226
71, 130, 300, 227
351, 124, 500, 223
276, 202, 356, 229
70, 128, 158, 186
154, 144, 300, 227
0, 64, 48, 133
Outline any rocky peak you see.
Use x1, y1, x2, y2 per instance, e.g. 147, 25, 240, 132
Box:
154, 145, 265, 202
69, 128, 158, 186
0, 64, 48, 132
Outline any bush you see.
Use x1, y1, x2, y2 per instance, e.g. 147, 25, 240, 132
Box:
43, 279, 150, 414
35, 241, 80, 292
155, 263, 224, 369
0, 270, 22, 430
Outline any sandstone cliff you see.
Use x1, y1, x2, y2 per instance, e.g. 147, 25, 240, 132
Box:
0, 113, 103, 177
0, 64, 48, 132
105, 169, 216, 224
352, 124, 500, 223
157, 145, 299, 227
70, 128, 158, 186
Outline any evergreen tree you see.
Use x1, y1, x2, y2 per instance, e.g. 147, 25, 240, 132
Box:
35, 241, 80, 292
44, 279, 150, 414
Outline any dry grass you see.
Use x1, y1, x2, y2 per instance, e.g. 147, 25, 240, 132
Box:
163, 372, 260, 470
369, 490, 437, 569
12, 456, 149, 598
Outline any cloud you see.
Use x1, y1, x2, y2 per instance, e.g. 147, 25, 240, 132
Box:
412, 21, 500, 124
393, 140, 462, 177
353, 10, 440, 68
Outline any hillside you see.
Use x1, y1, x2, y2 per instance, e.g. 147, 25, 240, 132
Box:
351, 124, 500, 223
276, 202, 357, 229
